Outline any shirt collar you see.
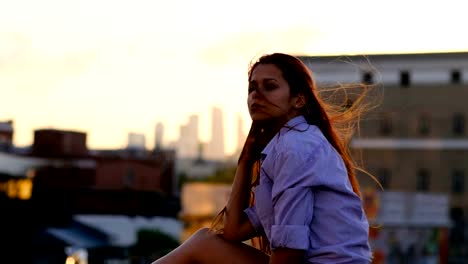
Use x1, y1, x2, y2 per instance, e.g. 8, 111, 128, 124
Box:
261, 115, 308, 159
282, 115, 307, 128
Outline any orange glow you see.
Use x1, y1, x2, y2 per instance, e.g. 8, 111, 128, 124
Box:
0, 179, 33, 200
65, 257, 76, 264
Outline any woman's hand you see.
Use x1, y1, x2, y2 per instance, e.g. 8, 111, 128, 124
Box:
238, 120, 282, 164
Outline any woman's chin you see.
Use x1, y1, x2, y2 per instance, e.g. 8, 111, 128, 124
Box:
250, 114, 271, 122
250, 112, 286, 122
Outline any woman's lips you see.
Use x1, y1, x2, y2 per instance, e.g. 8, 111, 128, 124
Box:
249, 104, 263, 112
250, 102, 264, 109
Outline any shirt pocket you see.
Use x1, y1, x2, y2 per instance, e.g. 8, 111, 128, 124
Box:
253, 182, 274, 239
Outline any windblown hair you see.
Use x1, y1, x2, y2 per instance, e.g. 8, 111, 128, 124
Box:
211, 53, 378, 255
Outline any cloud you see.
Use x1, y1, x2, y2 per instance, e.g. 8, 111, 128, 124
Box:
199, 26, 321, 66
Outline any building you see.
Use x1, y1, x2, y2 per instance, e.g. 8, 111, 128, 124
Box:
231, 114, 246, 160
0, 127, 179, 262
127, 132, 146, 149
179, 182, 231, 241
32, 129, 88, 157
300, 52, 468, 260
0, 120, 14, 152
177, 115, 199, 159
205, 107, 225, 161
155, 122, 164, 151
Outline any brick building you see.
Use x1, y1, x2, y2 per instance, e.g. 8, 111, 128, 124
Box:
28, 129, 177, 213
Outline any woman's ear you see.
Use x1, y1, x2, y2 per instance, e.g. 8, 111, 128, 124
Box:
294, 94, 306, 109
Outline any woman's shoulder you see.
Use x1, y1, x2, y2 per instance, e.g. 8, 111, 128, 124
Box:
276, 124, 329, 155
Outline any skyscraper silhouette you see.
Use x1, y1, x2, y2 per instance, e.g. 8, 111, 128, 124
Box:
154, 122, 164, 150
177, 115, 199, 158
206, 107, 225, 160
127, 133, 146, 155
236, 114, 246, 153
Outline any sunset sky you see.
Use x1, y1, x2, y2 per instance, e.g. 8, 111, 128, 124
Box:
1, 0, 467, 155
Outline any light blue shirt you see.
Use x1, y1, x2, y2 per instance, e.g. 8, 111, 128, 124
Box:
244, 115, 371, 263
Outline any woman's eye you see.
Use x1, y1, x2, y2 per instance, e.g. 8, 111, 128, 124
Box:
248, 86, 256, 93
265, 83, 277, 91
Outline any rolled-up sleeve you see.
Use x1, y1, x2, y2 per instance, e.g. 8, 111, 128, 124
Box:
269, 149, 320, 250
244, 205, 264, 235
271, 187, 313, 250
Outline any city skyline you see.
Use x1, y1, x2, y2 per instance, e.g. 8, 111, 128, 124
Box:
1, 0, 467, 156
1, 105, 249, 156
172, 106, 246, 159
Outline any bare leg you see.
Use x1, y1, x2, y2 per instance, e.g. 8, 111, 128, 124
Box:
152, 228, 269, 264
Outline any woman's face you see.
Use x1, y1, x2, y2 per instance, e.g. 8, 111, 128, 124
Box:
248, 63, 301, 121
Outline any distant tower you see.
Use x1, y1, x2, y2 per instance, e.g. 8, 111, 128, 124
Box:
127, 132, 146, 151
125, 132, 146, 157
188, 115, 199, 154
206, 107, 225, 160
155, 122, 164, 151
236, 114, 246, 153
177, 115, 199, 158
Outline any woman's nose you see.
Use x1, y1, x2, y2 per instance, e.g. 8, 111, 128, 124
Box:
250, 88, 264, 99
251, 89, 258, 98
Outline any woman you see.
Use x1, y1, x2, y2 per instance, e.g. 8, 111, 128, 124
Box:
153, 53, 372, 263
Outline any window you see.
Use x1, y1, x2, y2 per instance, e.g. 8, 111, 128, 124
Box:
377, 168, 391, 189
450, 207, 465, 243
400, 71, 411, 87
419, 114, 431, 136
453, 113, 465, 135
452, 170, 465, 194
379, 114, 393, 136
362, 71, 373, 84
416, 169, 430, 191
451, 70, 461, 84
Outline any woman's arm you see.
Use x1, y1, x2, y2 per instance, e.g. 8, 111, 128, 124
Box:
222, 159, 257, 241
222, 121, 270, 241
222, 121, 278, 241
